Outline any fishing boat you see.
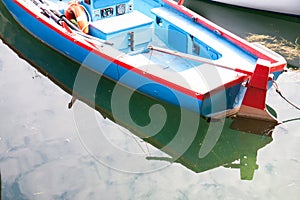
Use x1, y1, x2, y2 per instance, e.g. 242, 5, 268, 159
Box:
206, 0, 300, 16
2, 0, 286, 124
0, 2, 276, 180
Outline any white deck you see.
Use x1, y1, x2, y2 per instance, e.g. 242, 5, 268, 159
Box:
119, 52, 245, 95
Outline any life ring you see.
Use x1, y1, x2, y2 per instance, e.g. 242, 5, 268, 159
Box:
65, 2, 89, 34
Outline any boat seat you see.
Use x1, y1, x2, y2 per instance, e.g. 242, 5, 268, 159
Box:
89, 11, 153, 52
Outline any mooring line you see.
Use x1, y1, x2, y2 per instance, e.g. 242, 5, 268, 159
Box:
282, 118, 300, 123
272, 80, 300, 124
273, 80, 300, 111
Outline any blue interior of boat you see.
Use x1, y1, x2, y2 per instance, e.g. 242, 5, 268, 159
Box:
56, 0, 257, 72
151, 6, 222, 60
80, 0, 223, 59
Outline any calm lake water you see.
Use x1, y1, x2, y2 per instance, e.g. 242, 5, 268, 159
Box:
1, 0, 300, 199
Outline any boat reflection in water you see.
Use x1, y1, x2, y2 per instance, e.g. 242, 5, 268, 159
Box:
0, 1, 275, 181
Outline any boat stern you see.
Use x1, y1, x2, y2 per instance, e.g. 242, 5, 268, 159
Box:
230, 59, 283, 135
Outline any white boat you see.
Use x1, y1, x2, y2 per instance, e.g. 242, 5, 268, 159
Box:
208, 0, 300, 16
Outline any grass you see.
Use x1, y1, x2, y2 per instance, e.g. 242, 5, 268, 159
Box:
245, 34, 300, 66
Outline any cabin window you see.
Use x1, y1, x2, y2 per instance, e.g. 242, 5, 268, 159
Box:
84, 0, 91, 5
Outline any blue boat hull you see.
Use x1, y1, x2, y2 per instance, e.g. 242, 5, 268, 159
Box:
2, 0, 285, 118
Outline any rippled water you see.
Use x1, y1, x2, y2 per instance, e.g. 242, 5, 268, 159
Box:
0, 0, 300, 199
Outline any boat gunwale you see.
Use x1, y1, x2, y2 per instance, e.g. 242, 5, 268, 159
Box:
10, 0, 284, 103
162, 0, 287, 72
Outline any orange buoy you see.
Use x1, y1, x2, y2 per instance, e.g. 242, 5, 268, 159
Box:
65, 2, 89, 34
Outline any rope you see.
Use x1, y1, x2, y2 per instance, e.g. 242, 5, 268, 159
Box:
273, 80, 300, 111
272, 80, 300, 124
282, 118, 300, 123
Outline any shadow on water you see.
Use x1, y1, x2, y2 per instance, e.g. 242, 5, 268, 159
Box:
0, 0, 277, 188
185, 0, 300, 68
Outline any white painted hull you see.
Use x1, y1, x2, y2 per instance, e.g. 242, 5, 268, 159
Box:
210, 0, 300, 16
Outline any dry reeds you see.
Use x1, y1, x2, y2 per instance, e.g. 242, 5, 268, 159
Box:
245, 34, 300, 65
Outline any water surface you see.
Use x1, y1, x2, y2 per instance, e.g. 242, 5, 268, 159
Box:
0, 0, 300, 199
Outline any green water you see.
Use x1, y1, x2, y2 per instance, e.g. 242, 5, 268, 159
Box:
0, 0, 300, 199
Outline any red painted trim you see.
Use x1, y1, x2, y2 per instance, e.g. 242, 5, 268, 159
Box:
177, 0, 184, 5
12, 0, 271, 102
270, 63, 286, 73
13, 0, 212, 101
241, 60, 270, 109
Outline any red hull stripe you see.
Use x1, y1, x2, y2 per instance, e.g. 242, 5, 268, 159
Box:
13, 0, 275, 102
